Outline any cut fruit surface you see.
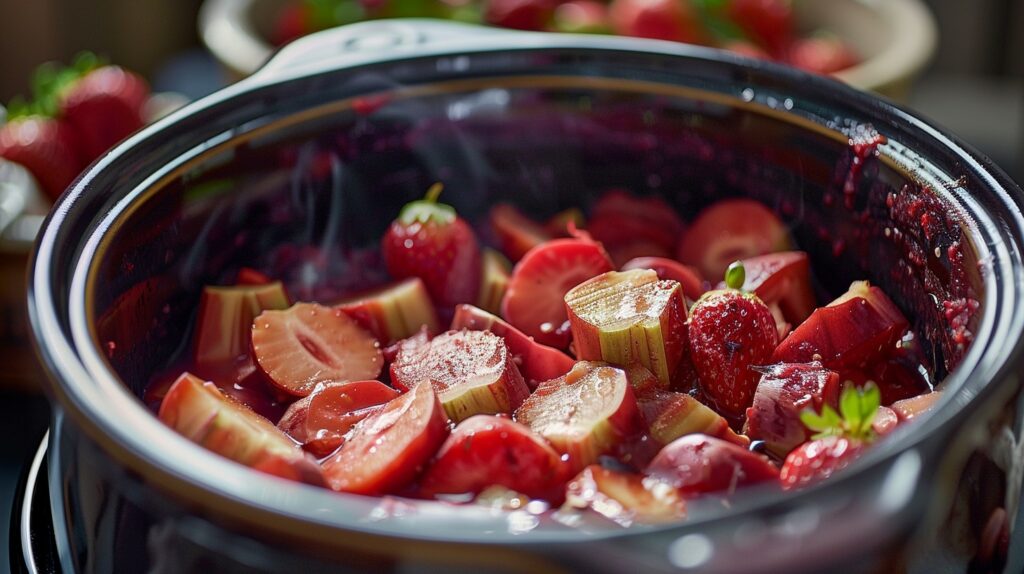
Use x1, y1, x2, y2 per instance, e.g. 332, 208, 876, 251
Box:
565, 465, 686, 526
514, 361, 644, 471
723, 251, 815, 324
336, 277, 440, 345
158, 372, 323, 484
418, 415, 568, 501
772, 281, 908, 370
676, 199, 791, 281
646, 434, 778, 496
277, 380, 400, 456
638, 390, 749, 448
451, 304, 574, 389
620, 257, 705, 301
566, 269, 689, 386
589, 189, 685, 252
545, 208, 585, 237
193, 282, 290, 378
489, 203, 551, 262
891, 391, 942, 421
252, 302, 383, 397
477, 248, 512, 315
322, 382, 448, 495
742, 362, 841, 458
502, 237, 615, 349
390, 329, 530, 422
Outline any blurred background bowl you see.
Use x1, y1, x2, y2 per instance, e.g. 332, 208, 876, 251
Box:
198, 0, 937, 100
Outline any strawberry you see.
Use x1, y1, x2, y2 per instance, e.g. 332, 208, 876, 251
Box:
484, 0, 559, 30
60, 65, 149, 162
488, 203, 551, 263
609, 0, 707, 44
688, 262, 778, 416
780, 382, 880, 489
788, 34, 859, 75
501, 234, 614, 349
727, 0, 794, 57
381, 183, 482, 309
646, 434, 778, 496
0, 117, 84, 201
551, 1, 611, 34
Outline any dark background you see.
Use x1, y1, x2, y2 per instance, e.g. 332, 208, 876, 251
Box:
0, 0, 1022, 568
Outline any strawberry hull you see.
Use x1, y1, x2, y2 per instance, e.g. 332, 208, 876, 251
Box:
451, 304, 574, 389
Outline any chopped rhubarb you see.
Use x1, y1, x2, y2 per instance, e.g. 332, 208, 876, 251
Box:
742, 362, 841, 458
514, 361, 645, 471
724, 251, 815, 324
489, 203, 551, 262
565, 269, 689, 386
336, 277, 440, 345
450, 304, 574, 389
158, 372, 323, 485
390, 329, 530, 422
646, 434, 778, 496
193, 282, 290, 378
639, 390, 749, 448
565, 465, 686, 526
890, 391, 942, 422
476, 248, 511, 315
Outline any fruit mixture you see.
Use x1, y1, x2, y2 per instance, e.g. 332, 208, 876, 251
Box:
150, 186, 941, 526
274, 0, 859, 76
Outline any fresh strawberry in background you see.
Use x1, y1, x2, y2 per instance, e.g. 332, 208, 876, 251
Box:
726, 0, 794, 58
609, 0, 707, 44
0, 117, 83, 201
381, 183, 482, 309
59, 63, 149, 162
688, 261, 779, 417
780, 382, 881, 489
484, 0, 559, 31
788, 34, 859, 75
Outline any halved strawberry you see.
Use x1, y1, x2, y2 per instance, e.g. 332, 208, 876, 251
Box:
252, 302, 383, 397
450, 304, 574, 389
646, 434, 778, 496
488, 203, 552, 262
477, 248, 512, 315
193, 282, 290, 380
677, 199, 791, 281
771, 281, 908, 370
586, 190, 685, 267
322, 382, 448, 495
335, 277, 440, 345
515, 361, 645, 471
565, 465, 686, 526
501, 237, 614, 349
720, 251, 815, 325
621, 256, 705, 301
743, 362, 841, 458
390, 329, 530, 422
418, 415, 568, 501
158, 372, 323, 485
277, 380, 400, 457
780, 383, 881, 489
566, 269, 689, 386
381, 184, 482, 309
591, 190, 685, 235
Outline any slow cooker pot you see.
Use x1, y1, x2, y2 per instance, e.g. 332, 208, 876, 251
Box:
27, 20, 1024, 573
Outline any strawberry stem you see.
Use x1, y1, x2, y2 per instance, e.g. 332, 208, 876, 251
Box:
397, 183, 455, 225
424, 182, 443, 203
725, 260, 746, 290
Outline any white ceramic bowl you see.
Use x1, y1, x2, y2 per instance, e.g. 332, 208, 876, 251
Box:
199, 0, 937, 100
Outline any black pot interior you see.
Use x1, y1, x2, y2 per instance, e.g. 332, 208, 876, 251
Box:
89, 75, 981, 405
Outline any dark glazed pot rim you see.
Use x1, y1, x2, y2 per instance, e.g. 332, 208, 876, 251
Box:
27, 20, 1024, 556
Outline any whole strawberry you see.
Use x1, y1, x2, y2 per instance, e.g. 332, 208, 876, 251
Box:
780, 382, 881, 489
0, 116, 84, 200
381, 183, 482, 309
60, 65, 149, 162
688, 261, 778, 416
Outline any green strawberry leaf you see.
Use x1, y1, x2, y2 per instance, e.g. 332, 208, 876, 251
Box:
398, 183, 456, 225
801, 382, 881, 442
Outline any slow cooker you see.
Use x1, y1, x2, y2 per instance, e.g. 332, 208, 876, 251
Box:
24, 20, 1024, 573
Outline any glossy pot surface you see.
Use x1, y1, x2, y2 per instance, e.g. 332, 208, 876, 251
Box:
28, 20, 1024, 573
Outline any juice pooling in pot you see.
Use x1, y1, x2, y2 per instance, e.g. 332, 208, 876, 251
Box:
149, 184, 939, 527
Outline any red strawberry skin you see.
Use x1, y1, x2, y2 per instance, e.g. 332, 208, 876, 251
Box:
382, 214, 482, 309
0, 117, 84, 200
780, 435, 863, 490
688, 290, 778, 416
60, 65, 149, 162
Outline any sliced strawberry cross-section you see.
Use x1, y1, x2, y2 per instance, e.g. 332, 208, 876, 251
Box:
252, 302, 383, 397
676, 199, 791, 281
390, 329, 530, 422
